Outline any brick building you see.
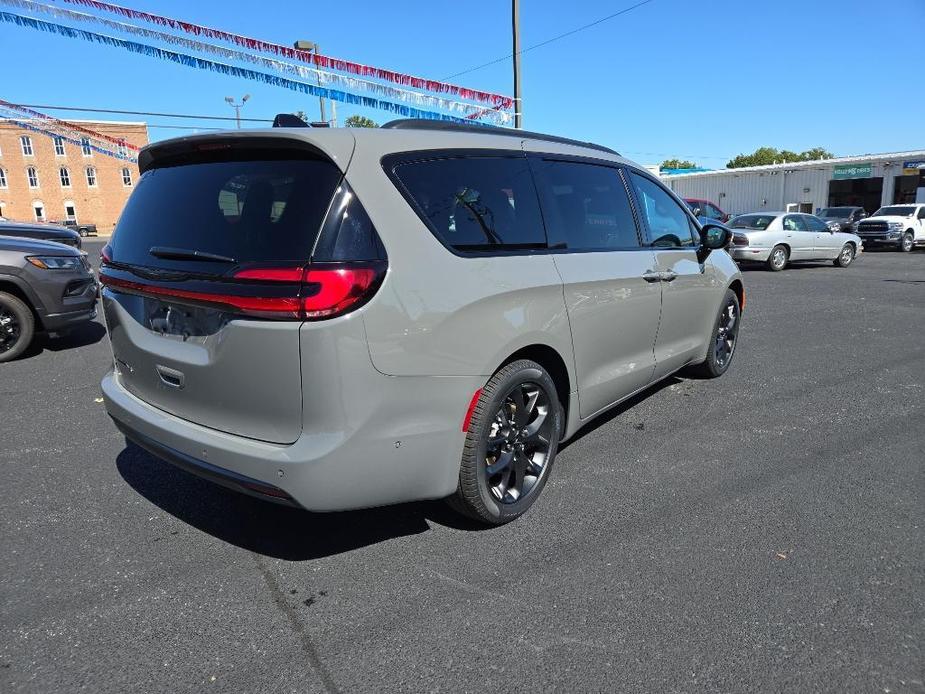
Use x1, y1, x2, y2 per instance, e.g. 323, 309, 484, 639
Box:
0, 120, 148, 234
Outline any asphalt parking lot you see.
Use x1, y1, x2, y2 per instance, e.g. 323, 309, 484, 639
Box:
2, 241, 923, 693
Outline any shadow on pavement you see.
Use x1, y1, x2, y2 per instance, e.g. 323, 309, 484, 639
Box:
116, 443, 486, 561
20, 320, 106, 359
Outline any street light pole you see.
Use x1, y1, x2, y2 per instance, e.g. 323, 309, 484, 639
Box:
294, 40, 326, 124
512, 0, 522, 129
224, 94, 250, 128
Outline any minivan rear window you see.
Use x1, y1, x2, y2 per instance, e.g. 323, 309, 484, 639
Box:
389, 155, 546, 253
110, 159, 342, 270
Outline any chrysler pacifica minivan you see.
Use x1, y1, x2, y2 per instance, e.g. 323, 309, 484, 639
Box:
100, 119, 743, 524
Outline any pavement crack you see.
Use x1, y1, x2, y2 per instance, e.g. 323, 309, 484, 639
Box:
252, 553, 340, 694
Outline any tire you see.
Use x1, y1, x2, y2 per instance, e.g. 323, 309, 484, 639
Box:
900, 232, 913, 253
450, 359, 563, 525
767, 244, 788, 271
689, 289, 741, 379
0, 291, 35, 363
834, 243, 855, 267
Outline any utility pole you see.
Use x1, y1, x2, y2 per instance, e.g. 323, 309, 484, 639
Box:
512, 0, 522, 128
225, 94, 250, 128
294, 40, 327, 124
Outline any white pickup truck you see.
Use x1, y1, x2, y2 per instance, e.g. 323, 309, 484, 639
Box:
855, 203, 925, 252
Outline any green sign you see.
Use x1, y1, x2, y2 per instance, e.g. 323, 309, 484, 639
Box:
833, 163, 872, 179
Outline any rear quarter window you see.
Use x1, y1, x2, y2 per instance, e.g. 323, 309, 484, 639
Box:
386, 154, 547, 253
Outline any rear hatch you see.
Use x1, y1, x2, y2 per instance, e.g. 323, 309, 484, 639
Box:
100, 135, 348, 444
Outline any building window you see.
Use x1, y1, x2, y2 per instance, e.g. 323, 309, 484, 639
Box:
59, 167, 71, 187
86, 166, 97, 187
81, 137, 92, 157
33, 201, 46, 221
122, 168, 133, 186
27, 167, 39, 188
0, 168, 6, 189
21, 136, 34, 156
54, 136, 66, 156
64, 201, 77, 221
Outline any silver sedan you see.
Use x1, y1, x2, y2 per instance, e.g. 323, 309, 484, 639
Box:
727, 212, 863, 271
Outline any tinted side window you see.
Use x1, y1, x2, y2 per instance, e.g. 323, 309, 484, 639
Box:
783, 215, 808, 231
804, 215, 827, 231
706, 203, 724, 220
918, 208, 925, 219
390, 156, 546, 252
534, 160, 640, 250
628, 172, 698, 247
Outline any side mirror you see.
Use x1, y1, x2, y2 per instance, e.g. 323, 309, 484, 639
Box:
698, 223, 731, 262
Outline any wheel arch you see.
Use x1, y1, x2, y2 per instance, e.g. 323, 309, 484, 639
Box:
0, 277, 44, 330
500, 343, 571, 423
728, 279, 745, 312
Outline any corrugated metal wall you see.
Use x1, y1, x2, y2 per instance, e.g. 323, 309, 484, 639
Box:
665, 161, 906, 215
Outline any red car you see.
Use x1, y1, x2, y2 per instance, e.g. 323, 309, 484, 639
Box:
684, 198, 729, 223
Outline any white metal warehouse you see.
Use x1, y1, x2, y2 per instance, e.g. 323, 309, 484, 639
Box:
663, 150, 925, 216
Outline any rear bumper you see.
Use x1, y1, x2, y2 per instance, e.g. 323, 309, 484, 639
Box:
102, 365, 480, 512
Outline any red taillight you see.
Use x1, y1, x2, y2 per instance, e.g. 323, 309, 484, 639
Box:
100, 262, 384, 321
302, 267, 379, 319
732, 233, 749, 247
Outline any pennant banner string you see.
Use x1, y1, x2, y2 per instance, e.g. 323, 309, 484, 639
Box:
0, 96, 140, 150
59, 0, 514, 110
0, 113, 138, 162
0, 11, 479, 124
0, 0, 509, 124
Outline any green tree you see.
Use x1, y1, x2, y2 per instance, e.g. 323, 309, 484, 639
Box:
660, 158, 699, 170
344, 115, 378, 128
727, 146, 834, 168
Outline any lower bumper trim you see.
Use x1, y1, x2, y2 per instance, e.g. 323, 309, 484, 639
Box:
113, 418, 300, 507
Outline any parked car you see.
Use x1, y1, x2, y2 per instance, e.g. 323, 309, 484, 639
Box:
817, 206, 866, 233
99, 119, 742, 525
727, 212, 862, 271
0, 235, 98, 362
855, 204, 925, 252
0, 220, 82, 249
684, 198, 730, 223
62, 220, 99, 237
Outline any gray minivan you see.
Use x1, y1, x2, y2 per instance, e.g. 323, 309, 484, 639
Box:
100, 120, 743, 524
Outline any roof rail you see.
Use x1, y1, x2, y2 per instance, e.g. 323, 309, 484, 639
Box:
380, 119, 619, 156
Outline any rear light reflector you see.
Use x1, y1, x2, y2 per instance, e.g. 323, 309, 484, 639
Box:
732, 233, 749, 247
233, 267, 305, 282
461, 388, 483, 432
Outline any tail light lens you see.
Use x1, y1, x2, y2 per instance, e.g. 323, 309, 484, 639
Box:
99, 261, 386, 321
732, 233, 749, 247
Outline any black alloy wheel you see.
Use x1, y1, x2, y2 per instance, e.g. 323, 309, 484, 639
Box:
689, 288, 741, 379
0, 291, 35, 363
451, 359, 562, 525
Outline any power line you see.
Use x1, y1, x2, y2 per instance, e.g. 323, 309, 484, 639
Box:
10, 103, 273, 123
444, 0, 657, 80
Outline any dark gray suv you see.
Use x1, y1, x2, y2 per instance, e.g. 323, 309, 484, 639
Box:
100, 120, 743, 524
0, 235, 98, 362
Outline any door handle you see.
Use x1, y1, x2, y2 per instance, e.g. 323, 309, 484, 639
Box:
661, 271, 678, 282
642, 271, 662, 283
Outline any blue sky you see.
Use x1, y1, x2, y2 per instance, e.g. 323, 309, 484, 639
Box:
2, 0, 923, 167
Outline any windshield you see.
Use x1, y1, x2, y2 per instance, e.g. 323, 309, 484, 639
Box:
818, 207, 854, 218
729, 214, 775, 230
872, 206, 915, 217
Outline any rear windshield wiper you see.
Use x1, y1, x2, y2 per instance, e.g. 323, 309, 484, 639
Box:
149, 246, 236, 263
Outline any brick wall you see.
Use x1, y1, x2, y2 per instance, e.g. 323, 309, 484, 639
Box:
0, 120, 148, 235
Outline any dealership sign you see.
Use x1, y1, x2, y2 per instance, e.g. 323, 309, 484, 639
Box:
902, 160, 925, 175
833, 163, 873, 179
